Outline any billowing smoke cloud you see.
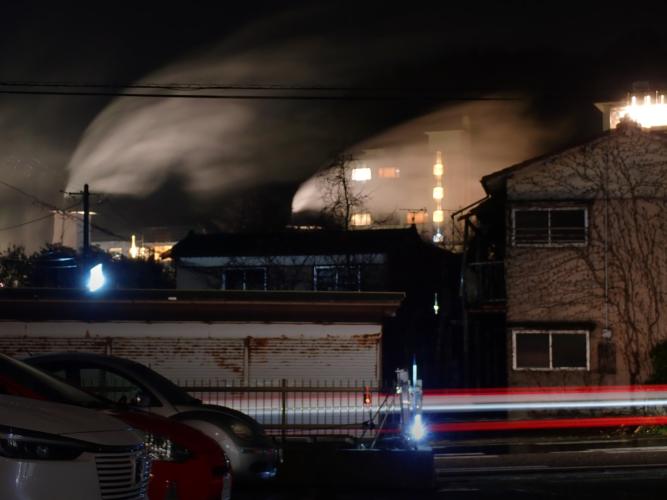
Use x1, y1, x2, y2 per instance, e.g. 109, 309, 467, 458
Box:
65, 8, 441, 198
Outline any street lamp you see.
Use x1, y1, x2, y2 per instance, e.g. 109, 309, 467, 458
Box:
86, 263, 106, 292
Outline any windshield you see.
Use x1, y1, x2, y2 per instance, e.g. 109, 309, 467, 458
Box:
0, 354, 110, 408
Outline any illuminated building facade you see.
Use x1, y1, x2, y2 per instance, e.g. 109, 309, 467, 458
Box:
292, 125, 476, 247
596, 88, 667, 131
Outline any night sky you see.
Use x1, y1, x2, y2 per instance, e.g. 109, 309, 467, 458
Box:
3, 2, 667, 249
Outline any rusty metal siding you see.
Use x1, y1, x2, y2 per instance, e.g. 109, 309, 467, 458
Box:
247, 334, 381, 383
0, 321, 383, 384
111, 337, 245, 384
0, 336, 109, 358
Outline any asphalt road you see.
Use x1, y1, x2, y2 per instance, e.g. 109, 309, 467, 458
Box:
234, 436, 667, 499
436, 437, 667, 499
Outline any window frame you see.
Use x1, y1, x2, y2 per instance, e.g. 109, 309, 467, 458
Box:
511, 207, 588, 247
512, 329, 590, 371
313, 265, 362, 291
221, 267, 268, 291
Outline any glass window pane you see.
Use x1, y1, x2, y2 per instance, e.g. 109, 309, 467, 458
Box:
552, 334, 587, 368
338, 266, 360, 291
244, 269, 266, 290
514, 210, 549, 244
515, 333, 549, 368
315, 267, 337, 291
551, 209, 586, 243
79, 367, 105, 391
104, 370, 144, 404
224, 270, 245, 290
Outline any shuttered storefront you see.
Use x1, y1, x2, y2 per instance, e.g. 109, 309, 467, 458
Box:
247, 334, 380, 383
111, 337, 245, 384
0, 322, 381, 384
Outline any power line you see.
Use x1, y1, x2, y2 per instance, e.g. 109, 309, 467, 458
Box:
0, 80, 514, 93
0, 88, 517, 101
0, 213, 55, 232
0, 81, 518, 101
0, 178, 129, 242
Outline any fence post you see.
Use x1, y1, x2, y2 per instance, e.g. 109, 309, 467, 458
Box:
281, 378, 287, 442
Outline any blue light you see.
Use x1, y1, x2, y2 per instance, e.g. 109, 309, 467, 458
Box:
87, 264, 106, 292
409, 414, 427, 442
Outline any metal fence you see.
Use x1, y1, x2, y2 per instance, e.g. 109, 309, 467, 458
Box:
180, 379, 400, 438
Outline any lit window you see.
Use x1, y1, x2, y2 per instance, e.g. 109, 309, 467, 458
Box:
513, 330, 589, 370
378, 167, 400, 178
351, 167, 372, 181
433, 161, 444, 177
350, 212, 372, 226
432, 209, 444, 223
512, 207, 587, 246
433, 186, 443, 200
406, 211, 428, 224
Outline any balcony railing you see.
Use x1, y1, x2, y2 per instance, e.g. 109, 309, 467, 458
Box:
465, 261, 505, 304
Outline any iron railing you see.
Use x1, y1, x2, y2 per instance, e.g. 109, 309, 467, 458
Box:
180, 379, 399, 438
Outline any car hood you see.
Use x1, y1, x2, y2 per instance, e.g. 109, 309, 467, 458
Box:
173, 404, 275, 448
0, 394, 137, 442
175, 403, 262, 425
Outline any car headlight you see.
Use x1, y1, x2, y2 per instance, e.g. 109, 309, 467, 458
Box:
229, 422, 255, 440
142, 432, 192, 462
0, 427, 86, 461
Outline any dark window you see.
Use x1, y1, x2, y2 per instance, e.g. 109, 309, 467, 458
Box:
514, 211, 548, 245
513, 208, 587, 246
314, 267, 337, 291
552, 334, 587, 368
224, 270, 245, 290
314, 266, 361, 291
515, 333, 550, 368
550, 210, 586, 243
514, 330, 588, 370
222, 268, 267, 290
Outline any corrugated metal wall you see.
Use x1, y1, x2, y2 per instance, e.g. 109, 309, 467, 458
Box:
111, 338, 245, 384
0, 322, 381, 384
248, 335, 380, 383
0, 336, 110, 357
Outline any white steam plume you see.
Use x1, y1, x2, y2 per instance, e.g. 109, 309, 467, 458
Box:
66, 8, 440, 197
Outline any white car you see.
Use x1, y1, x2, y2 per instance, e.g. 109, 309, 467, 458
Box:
27, 352, 280, 482
0, 394, 149, 500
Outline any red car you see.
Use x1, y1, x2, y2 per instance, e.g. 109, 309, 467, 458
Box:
117, 410, 232, 500
0, 354, 232, 500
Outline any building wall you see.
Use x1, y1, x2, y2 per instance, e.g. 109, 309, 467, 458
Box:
504, 126, 667, 385
0, 321, 382, 384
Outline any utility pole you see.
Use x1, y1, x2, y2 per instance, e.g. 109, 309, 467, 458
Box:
64, 184, 92, 257
83, 184, 90, 257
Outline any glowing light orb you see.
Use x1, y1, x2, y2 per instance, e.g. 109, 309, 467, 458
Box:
409, 414, 427, 441
87, 264, 106, 292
